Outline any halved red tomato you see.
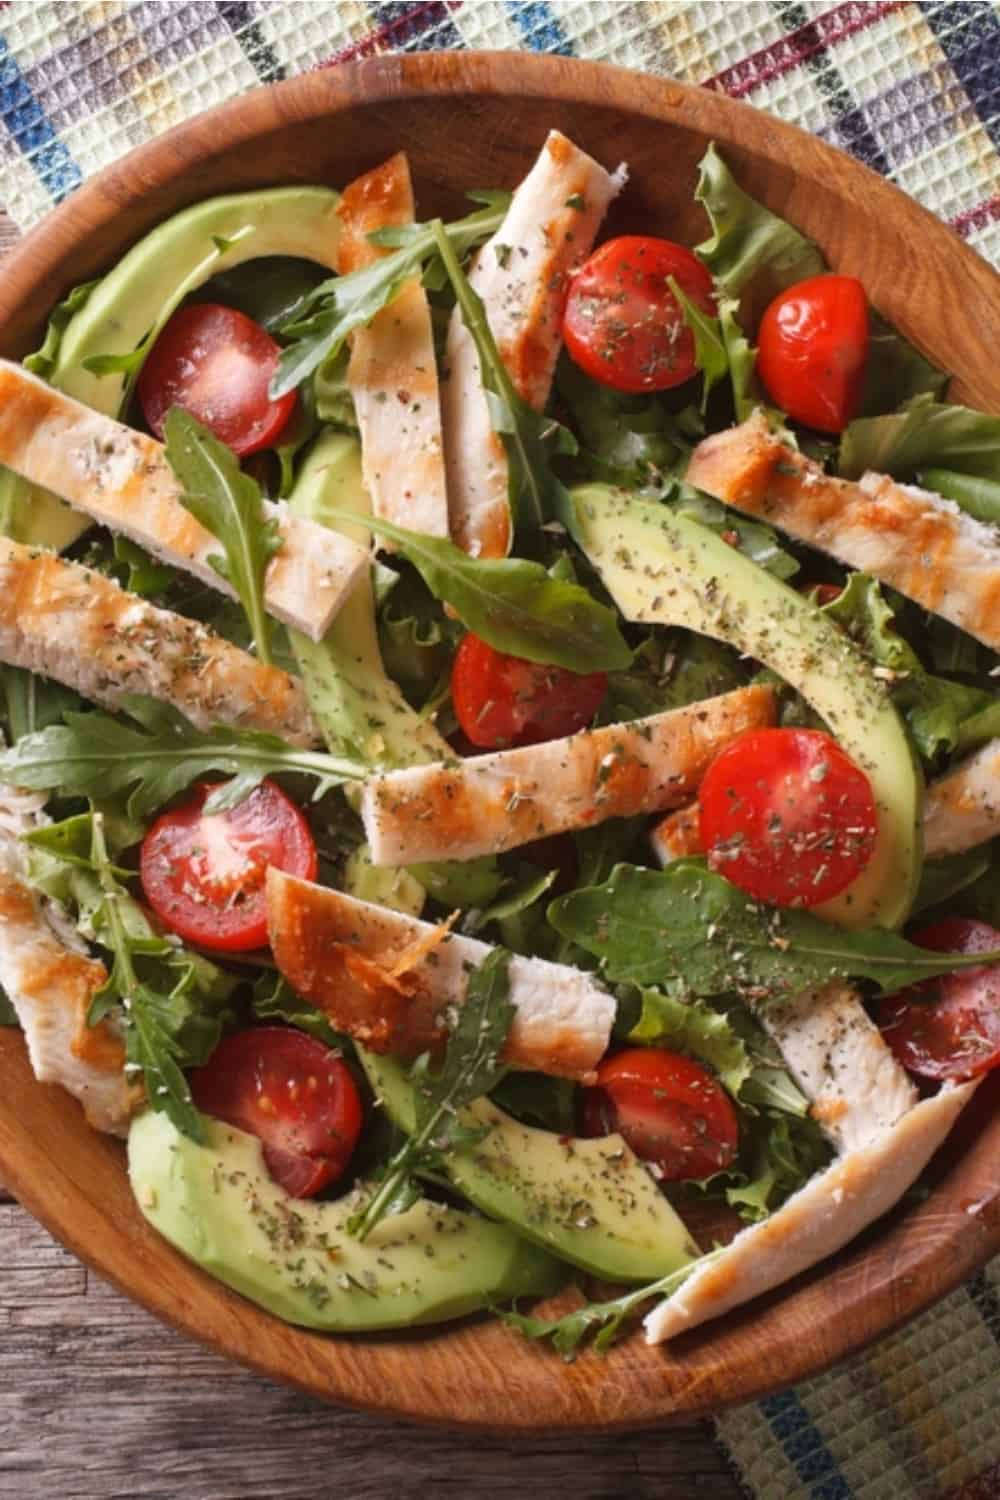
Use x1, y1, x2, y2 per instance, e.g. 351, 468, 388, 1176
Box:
190, 1028, 363, 1197
139, 778, 317, 952
580, 1047, 739, 1181
698, 727, 878, 908
877, 919, 1000, 1081
138, 302, 296, 455
450, 633, 608, 750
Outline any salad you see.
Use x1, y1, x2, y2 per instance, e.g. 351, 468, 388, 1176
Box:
0, 130, 998, 1356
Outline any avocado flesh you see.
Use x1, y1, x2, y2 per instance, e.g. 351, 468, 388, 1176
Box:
128, 1110, 562, 1332
568, 483, 921, 930
362, 1052, 701, 1283
8, 186, 341, 549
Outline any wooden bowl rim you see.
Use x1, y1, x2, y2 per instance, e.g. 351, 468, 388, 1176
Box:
0, 50, 998, 1430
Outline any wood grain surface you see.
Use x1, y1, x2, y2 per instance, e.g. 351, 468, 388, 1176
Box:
0, 49, 999, 1452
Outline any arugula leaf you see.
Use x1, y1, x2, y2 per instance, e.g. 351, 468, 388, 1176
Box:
202, 255, 328, 332
668, 276, 727, 414
23, 279, 100, 379
334, 510, 631, 673
164, 408, 283, 666
462, 868, 558, 934
913, 849, 993, 917
110, 536, 175, 598
432, 217, 577, 536
488, 1071, 576, 1133
0, 988, 18, 1027
348, 949, 516, 1240
859, 311, 948, 417
694, 143, 825, 310
272, 197, 508, 398
839, 393, 1000, 483
251, 972, 343, 1048
548, 862, 1000, 999
85, 814, 236, 1141
0, 695, 364, 821
498, 1251, 720, 1358
823, 573, 991, 762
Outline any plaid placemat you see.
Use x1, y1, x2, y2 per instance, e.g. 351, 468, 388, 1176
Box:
0, 4, 998, 1497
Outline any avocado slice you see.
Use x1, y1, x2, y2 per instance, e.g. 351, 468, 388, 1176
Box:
129, 1110, 562, 1332
361, 1052, 701, 1284
567, 483, 921, 930
7, 186, 342, 550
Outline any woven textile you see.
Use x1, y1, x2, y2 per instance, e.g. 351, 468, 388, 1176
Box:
0, 4, 998, 1498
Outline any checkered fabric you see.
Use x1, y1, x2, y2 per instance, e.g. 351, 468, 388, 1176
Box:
0, 5, 998, 1498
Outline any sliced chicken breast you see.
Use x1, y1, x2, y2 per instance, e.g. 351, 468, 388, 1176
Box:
335, 154, 449, 539
0, 361, 366, 642
759, 982, 918, 1154
0, 781, 135, 1136
0, 537, 318, 744
686, 411, 1000, 653
267, 871, 614, 1082
644, 1078, 978, 1344
442, 130, 624, 558
361, 684, 775, 866
924, 739, 1000, 856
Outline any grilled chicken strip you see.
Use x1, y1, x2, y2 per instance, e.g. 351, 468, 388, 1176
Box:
686, 410, 1000, 653
335, 154, 449, 539
441, 130, 624, 559
362, 684, 775, 866
644, 1079, 978, 1344
0, 361, 366, 642
923, 739, 1000, 856
0, 781, 136, 1135
0, 537, 318, 744
267, 872, 615, 1083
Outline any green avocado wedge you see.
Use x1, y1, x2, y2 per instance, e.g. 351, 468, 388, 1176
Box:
566, 483, 922, 931
128, 1110, 562, 1332
6, 186, 341, 549
361, 1052, 701, 1284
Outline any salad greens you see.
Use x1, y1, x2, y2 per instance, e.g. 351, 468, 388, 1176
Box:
0, 696, 366, 819
549, 862, 1000, 997
165, 408, 283, 665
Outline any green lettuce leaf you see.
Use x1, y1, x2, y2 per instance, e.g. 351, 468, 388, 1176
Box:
251, 973, 342, 1048
627, 986, 752, 1096
918, 469, 1000, 530
23, 279, 100, 379
201, 255, 327, 332
839, 393, 1000, 482
858, 312, 948, 417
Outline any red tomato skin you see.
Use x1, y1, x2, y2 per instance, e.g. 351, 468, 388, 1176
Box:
878, 919, 1000, 1082
757, 274, 869, 433
137, 302, 296, 456
189, 1028, 363, 1198
580, 1047, 739, 1181
450, 634, 608, 750
563, 236, 717, 394
698, 727, 878, 909
799, 581, 845, 606
140, 778, 317, 953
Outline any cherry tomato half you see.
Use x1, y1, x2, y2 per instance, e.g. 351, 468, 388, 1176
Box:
756, 274, 869, 433
580, 1047, 739, 1181
190, 1028, 363, 1198
137, 302, 296, 455
698, 727, 878, 908
877, 919, 1000, 1081
450, 633, 608, 750
562, 236, 717, 394
140, 778, 317, 952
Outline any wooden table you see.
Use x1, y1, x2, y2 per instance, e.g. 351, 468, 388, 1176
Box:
1, 1176, 740, 1499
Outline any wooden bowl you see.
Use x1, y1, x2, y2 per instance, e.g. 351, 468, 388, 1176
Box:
0, 52, 998, 1431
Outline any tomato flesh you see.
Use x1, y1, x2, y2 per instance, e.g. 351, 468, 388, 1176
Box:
580, 1047, 739, 1181
138, 302, 296, 455
450, 633, 608, 750
563, 235, 717, 394
190, 1028, 363, 1198
140, 778, 317, 952
877, 919, 1000, 1081
756, 273, 869, 433
698, 727, 878, 908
